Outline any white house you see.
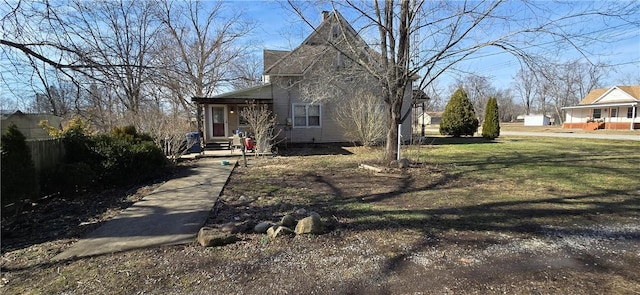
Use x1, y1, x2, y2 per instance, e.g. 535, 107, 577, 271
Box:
562, 85, 639, 130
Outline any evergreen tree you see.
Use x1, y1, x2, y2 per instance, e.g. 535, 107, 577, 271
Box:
482, 97, 501, 139
1, 124, 38, 211
440, 88, 479, 137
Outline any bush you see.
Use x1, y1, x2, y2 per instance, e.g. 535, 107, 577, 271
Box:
41, 123, 168, 196
482, 97, 500, 140
440, 88, 479, 137
43, 162, 98, 195
93, 134, 167, 186
1, 124, 38, 211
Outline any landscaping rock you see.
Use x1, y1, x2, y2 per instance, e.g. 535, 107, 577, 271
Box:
294, 208, 307, 216
220, 222, 237, 233
197, 227, 239, 247
267, 225, 295, 238
398, 158, 410, 169
280, 214, 297, 228
254, 221, 273, 234
295, 213, 323, 235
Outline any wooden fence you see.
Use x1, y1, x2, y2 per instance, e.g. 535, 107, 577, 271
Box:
26, 138, 65, 176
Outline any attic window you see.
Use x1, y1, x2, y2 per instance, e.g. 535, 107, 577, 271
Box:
331, 24, 340, 39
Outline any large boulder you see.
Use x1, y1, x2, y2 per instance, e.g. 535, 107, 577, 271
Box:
197, 227, 239, 247
266, 225, 295, 238
295, 212, 323, 235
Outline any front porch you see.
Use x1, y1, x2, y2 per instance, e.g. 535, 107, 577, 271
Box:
192, 84, 274, 147
179, 148, 271, 160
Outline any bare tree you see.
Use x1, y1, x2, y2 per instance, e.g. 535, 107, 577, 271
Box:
287, 0, 639, 161
240, 101, 281, 154
229, 53, 263, 90
156, 0, 255, 102
2, 0, 159, 105
537, 60, 606, 124
334, 89, 388, 146
513, 67, 537, 116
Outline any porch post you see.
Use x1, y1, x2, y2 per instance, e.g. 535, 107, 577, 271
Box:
570, 109, 573, 128
632, 105, 637, 131
197, 104, 203, 139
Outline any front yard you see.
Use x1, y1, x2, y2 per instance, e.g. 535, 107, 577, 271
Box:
2, 137, 639, 294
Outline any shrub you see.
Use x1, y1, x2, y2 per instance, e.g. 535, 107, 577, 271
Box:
440, 88, 479, 137
93, 133, 167, 186
41, 122, 167, 196
1, 124, 38, 211
43, 162, 98, 195
482, 97, 501, 140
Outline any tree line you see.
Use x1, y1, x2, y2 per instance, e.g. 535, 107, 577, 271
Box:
1, 0, 260, 146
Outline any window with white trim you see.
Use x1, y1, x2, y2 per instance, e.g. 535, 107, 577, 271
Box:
293, 104, 321, 127
592, 108, 602, 119
628, 107, 637, 119
611, 108, 617, 117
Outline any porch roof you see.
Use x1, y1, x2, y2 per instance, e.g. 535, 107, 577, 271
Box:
562, 101, 638, 110
191, 97, 273, 104
191, 83, 273, 104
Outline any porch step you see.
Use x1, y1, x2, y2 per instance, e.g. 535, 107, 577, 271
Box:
584, 122, 604, 130
205, 141, 230, 150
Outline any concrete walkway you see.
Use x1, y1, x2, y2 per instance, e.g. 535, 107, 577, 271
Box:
54, 158, 237, 261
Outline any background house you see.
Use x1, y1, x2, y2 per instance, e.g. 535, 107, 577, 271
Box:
562, 85, 639, 130
523, 114, 550, 126
1, 110, 61, 140
192, 10, 414, 146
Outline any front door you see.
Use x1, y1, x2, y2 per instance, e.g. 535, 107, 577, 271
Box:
212, 106, 226, 137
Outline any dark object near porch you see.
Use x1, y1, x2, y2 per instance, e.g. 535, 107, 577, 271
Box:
185, 132, 202, 153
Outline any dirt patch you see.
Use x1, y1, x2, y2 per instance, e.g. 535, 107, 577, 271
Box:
1, 151, 639, 294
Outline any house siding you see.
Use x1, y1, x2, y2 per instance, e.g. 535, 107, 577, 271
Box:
596, 88, 634, 103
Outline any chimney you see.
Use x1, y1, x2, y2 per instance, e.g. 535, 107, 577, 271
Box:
322, 11, 329, 21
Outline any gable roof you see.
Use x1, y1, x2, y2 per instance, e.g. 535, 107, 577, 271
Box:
579, 85, 640, 105
578, 88, 608, 105
617, 85, 640, 100
263, 50, 290, 71
263, 10, 367, 76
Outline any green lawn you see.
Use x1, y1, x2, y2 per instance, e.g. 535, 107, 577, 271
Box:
231, 136, 640, 234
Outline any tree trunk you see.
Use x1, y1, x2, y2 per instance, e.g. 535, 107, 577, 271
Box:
384, 91, 404, 162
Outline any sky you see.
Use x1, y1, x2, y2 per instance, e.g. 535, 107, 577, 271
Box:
1, 0, 638, 108
235, 0, 640, 93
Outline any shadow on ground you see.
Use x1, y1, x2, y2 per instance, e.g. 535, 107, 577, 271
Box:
276, 143, 354, 156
